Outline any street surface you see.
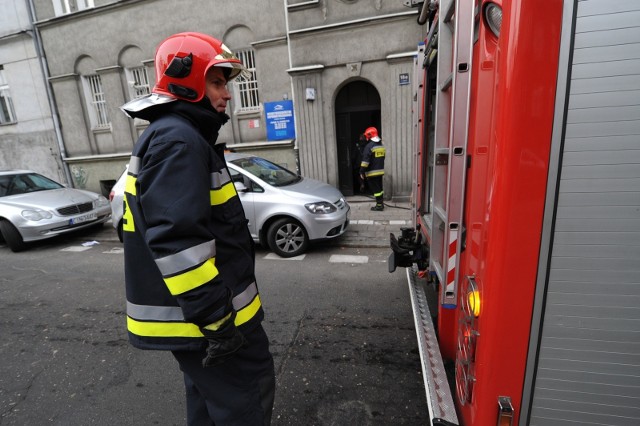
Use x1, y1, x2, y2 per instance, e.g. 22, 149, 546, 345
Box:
0, 227, 429, 425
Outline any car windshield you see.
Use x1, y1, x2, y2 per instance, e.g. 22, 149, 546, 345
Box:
0, 173, 64, 197
230, 157, 301, 187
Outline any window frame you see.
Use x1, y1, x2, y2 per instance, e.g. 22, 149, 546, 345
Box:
232, 49, 261, 113
125, 66, 151, 100
0, 65, 17, 125
83, 74, 111, 129
52, 0, 95, 16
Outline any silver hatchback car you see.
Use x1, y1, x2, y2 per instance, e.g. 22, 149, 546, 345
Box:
0, 169, 111, 252
111, 154, 350, 257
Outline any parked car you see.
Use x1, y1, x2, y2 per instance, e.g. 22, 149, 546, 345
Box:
0, 169, 111, 252
109, 166, 127, 243
110, 153, 350, 257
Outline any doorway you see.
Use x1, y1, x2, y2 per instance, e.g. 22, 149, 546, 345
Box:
335, 81, 381, 196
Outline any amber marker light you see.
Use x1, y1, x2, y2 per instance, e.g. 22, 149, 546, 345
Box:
468, 289, 481, 318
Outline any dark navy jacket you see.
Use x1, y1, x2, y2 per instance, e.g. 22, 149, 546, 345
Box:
123, 101, 263, 351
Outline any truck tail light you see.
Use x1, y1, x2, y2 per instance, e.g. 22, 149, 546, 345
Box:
484, 3, 503, 37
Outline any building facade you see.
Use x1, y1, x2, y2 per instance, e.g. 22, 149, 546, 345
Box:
4, 0, 425, 199
0, 0, 67, 183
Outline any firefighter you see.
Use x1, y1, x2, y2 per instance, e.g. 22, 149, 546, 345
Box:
360, 126, 386, 211
120, 32, 274, 425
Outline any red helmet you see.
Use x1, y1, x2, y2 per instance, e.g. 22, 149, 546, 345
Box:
364, 127, 380, 142
152, 32, 246, 103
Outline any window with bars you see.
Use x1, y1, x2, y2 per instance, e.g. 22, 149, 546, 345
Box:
52, 0, 95, 16
233, 49, 260, 112
84, 74, 110, 128
0, 66, 16, 125
126, 66, 151, 99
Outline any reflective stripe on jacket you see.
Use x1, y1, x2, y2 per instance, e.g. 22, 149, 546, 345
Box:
359, 140, 385, 177
123, 108, 263, 351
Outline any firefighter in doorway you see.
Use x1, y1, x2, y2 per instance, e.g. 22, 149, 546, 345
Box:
360, 126, 386, 211
120, 32, 275, 425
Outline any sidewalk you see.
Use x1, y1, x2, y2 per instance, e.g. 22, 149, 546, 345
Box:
337, 195, 413, 248
83, 196, 414, 248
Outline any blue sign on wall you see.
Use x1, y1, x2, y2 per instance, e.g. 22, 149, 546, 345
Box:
265, 100, 296, 141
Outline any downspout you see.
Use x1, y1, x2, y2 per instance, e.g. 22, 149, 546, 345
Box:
26, 0, 73, 186
283, 0, 300, 175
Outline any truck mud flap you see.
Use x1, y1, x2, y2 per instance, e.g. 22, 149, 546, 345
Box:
406, 266, 459, 426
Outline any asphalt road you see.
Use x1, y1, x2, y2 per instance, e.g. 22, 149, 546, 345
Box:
0, 228, 429, 425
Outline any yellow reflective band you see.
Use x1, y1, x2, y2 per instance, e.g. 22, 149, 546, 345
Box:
235, 294, 262, 326
122, 195, 135, 233
203, 312, 233, 331
125, 175, 137, 195
127, 316, 204, 337
210, 182, 237, 206
366, 170, 384, 177
163, 259, 219, 295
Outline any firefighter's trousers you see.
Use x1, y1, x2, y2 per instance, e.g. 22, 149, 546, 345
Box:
367, 175, 384, 206
172, 325, 275, 425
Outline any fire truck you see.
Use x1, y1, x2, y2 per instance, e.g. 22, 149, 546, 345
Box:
389, 0, 640, 425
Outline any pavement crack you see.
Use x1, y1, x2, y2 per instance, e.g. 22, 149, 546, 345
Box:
0, 369, 42, 423
276, 310, 307, 377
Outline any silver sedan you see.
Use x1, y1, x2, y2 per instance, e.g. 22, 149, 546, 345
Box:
0, 170, 111, 252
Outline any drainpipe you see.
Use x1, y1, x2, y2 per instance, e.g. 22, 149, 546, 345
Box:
26, 0, 73, 187
283, 0, 301, 175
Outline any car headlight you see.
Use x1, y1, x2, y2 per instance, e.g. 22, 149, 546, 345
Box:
21, 209, 53, 221
94, 196, 110, 208
305, 201, 337, 214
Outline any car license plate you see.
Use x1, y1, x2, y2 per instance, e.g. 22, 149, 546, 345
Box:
70, 212, 97, 225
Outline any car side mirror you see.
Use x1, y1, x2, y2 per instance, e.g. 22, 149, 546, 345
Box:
234, 181, 248, 193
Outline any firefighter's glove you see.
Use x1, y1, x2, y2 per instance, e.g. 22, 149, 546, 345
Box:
201, 312, 247, 367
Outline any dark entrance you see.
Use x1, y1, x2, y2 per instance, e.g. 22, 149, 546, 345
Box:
335, 81, 381, 196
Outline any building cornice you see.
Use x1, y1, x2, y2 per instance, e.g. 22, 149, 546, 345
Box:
48, 72, 78, 82
288, 10, 418, 36
96, 65, 122, 73
386, 50, 418, 62
286, 64, 325, 75
287, 0, 320, 12
251, 36, 287, 48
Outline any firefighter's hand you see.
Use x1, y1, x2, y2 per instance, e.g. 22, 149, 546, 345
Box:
200, 313, 247, 367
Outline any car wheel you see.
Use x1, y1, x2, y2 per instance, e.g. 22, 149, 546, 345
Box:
0, 220, 28, 252
267, 218, 309, 258
117, 219, 123, 243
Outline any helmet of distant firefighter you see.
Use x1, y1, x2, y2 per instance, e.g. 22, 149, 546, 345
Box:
364, 127, 381, 142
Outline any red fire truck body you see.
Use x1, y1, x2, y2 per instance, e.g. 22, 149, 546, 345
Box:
390, 1, 640, 425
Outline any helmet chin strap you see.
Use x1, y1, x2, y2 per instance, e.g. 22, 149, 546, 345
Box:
167, 83, 198, 100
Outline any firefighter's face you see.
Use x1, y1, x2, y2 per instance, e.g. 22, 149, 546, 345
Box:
204, 67, 231, 113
